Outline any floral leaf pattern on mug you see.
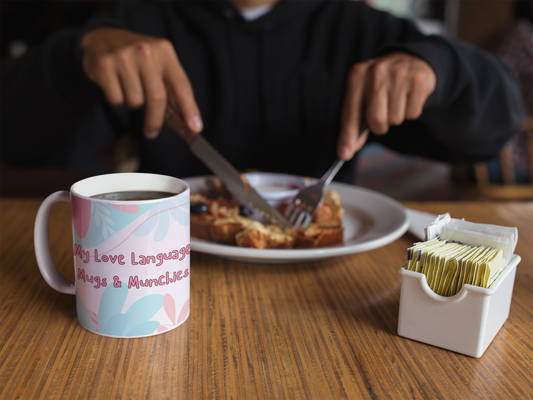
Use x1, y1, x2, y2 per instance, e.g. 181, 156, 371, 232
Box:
158, 295, 189, 332
126, 321, 161, 337
94, 285, 164, 337
164, 293, 176, 325
177, 298, 190, 325
76, 293, 96, 332
102, 313, 129, 336
169, 201, 190, 226
71, 196, 92, 239
123, 294, 164, 334
98, 284, 128, 333
92, 202, 116, 239
133, 196, 189, 242
73, 193, 189, 248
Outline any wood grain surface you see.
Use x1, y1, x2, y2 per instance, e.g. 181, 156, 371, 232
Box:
1, 199, 532, 399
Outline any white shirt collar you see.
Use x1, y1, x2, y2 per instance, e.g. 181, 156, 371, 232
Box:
239, 4, 273, 21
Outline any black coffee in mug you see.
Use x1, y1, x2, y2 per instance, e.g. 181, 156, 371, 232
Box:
90, 191, 177, 201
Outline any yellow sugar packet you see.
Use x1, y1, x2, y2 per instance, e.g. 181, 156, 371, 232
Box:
428, 243, 464, 292
421, 242, 461, 292
440, 264, 458, 296
407, 211, 516, 296
423, 244, 453, 286
472, 249, 495, 286
415, 239, 448, 273
445, 246, 482, 296
435, 245, 472, 296
476, 249, 503, 288
456, 245, 490, 295
407, 237, 505, 296
465, 247, 492, 287
407, 237, 441, 271
445, 265, 462, 296
458, 246, 486, 291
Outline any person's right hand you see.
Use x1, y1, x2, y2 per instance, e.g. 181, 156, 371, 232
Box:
81, 27, 203, 139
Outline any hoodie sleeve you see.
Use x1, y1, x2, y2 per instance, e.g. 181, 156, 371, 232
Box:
1, 29, 92, 166
0, 15, 126, 167
368, 21, 525, 163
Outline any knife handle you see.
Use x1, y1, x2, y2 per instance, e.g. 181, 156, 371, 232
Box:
165, 103, 197, 145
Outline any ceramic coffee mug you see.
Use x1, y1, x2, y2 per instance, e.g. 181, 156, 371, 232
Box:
34, 173, 191, 338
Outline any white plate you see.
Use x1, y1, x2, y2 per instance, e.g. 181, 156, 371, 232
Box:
185, 176, 409, 263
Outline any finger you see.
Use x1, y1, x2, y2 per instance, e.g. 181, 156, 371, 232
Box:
388, 64, 409, 126
161, 47, 203, 134
365, 62, 389, 135
354, 127, 369, 153
338, 64, 367, 161
91, 56, 125, 107
115, 51, 146, 110
405, 61, 436, 120
137, 46, 167, 138
404, 72, 433, 120
165, 105, 198, 144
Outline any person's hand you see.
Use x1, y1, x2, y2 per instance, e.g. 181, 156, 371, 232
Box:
338, 52, 436, 160
81, 27, 203, 139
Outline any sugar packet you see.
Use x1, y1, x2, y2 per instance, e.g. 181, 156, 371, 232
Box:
408, 213, 517, 296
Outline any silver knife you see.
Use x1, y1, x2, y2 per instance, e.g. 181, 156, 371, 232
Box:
165, 104, 291, 228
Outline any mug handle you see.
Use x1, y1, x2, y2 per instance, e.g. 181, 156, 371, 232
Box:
34, 190, 76, 295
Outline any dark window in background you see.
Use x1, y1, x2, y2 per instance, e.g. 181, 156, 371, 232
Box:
427, 0, 446, 20
0, 1, 114, 59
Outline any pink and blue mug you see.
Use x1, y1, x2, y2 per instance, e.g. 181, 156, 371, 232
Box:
34, 173, 190, 338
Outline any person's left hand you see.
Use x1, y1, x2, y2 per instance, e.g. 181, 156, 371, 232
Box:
337, 52, 436, 160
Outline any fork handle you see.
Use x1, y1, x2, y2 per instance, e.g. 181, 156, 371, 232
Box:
320, 124, 369, 184
321, 158, 344, 185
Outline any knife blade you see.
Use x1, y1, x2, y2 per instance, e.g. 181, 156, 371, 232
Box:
165, 104, 291, 229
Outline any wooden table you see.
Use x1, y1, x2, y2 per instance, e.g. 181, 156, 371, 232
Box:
1, 199, 532, 399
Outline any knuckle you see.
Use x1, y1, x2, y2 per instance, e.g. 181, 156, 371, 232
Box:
114, 48, 132, 66
410, 69, 428, 88
408, 70, 433, 93
391, 65, 408, 82
93, 55, 112, 77
155, 38, 175, 55
372, 61, 389, 77
370, 63, 388, 88
133, 40, 153, 57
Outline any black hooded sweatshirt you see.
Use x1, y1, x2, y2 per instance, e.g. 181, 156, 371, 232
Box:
0, 0, 525, 182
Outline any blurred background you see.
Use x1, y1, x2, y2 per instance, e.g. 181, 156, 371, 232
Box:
1, 0, 532, 200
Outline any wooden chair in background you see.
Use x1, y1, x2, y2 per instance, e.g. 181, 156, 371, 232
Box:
471, 117, 533, 200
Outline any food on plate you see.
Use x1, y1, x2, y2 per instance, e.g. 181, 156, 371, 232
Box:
190, 177, 344, 249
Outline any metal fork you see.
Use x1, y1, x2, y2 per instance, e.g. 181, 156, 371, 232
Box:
284, 127, 369, 229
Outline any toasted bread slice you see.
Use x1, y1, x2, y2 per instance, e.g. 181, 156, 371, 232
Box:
236, 222, 295, 249
190, 181, 344, 249
292, 222, 343, 248
190, 193, 250, 244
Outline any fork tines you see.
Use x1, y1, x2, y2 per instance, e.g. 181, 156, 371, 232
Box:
284, 195, 320, 230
